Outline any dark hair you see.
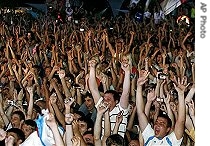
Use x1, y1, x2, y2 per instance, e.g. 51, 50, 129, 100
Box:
84, 92, 93, 99
104, 90, 120, 102
78, 117, 94, 130
33, 104, 42, 114
106, 134, 126, 146
7, 128, 25, 142
74, 110, 85, 118
24, 119, 37, 130
83, 129, 93, 136
12, 110, 25, 121
158, 112, 172, 128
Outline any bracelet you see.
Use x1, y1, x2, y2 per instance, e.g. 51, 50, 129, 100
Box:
65, 122, 72, 125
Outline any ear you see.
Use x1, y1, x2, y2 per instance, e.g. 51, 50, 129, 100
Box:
166, 127, 171, 134
17, 139, 23, 145
19, 120, 24, 128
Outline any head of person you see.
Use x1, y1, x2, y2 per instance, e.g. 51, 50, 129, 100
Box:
21, 119, 37, 139
31, 104, 42, 120
6, 128, 25, 146
82, 130, 94, 145
78, 117, 94, 135
106, 134, 126, 146
154, 113, 172, 139
11, 111, 25, 128
121, 53, 132, 65
83, 92, 95, 112
128, 139, 140, 146
103, 90, 120, 111
35, 99, 47, 111
156, 52, 163, 64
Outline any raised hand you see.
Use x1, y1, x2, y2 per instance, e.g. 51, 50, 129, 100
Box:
116, 111, 123, 124
0, 128, 6, 141
58, 69, 66, 79
187, 99, 195, 117
137, 70, 150, 86
97, 100, 110, 116
173, 76, 189, 94
64, 97, 75, 109
50, 93, 57, 104
147, 88, 156, 102
121, 62, 130, 72
65, 113, 74, 125
88, 59, 97, 68
72, 136, 81, 146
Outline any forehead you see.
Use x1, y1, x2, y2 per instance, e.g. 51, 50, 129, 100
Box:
83, 133, 93, 138
104, 93, 114, 98
129, 140, 139, 145
156, 117, 168, 123
85, 96, 93, 100
12, 114, 20, 118
7, 131, 18, 139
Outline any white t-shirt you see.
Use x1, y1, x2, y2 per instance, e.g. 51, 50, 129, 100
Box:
19, 131, 43, 146
142, 124, 183, 146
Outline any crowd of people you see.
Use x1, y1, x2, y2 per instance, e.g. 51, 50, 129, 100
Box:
0, 2, 195, 146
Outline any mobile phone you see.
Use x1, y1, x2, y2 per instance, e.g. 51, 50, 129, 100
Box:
156, 97, 164, 102
79, 28, 84, 32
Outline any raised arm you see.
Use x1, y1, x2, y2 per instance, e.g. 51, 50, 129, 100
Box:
94, 101, 110, 146
46, 113, 65, 146
88, 59, 101, 104
136, 70, 150, 132
173, 77, 188, 140
119, 62, 131, 109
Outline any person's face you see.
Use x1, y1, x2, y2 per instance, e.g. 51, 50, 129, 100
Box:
154, 117, 171, 138
84, 96, 95, 112
45, 67, 51, 76
65, 77, 71, 88
22, 124, 34, 138
78, 120, 88, 135
11, 114, 22, 128
129, 139, 140, 146
83, 133, 94, 144
156, 55, 162, 64
31, 109, 39, 120
122, 56, 129, 64
6, 132, 19, 145
35, 101, 46, 110
103, 93, 116, 111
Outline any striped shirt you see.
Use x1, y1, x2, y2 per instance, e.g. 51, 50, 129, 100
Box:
96, 97, 129, 138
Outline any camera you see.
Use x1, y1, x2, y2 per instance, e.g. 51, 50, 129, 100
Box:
158, 73, 167, 80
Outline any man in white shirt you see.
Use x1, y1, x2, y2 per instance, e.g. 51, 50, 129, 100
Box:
136, 70, 187, 145
20, 119, 43, 146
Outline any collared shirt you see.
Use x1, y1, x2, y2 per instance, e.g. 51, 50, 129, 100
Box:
142, 124, 183, 146
95, 97, 129, 138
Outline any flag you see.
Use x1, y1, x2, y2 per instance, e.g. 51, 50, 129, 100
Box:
108, 0, 125, 17
144, 0, 152, 11
160, 0, 187, 15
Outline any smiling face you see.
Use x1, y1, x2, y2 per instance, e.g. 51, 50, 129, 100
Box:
11, 114, 22, 128
153, 117, 171, 138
